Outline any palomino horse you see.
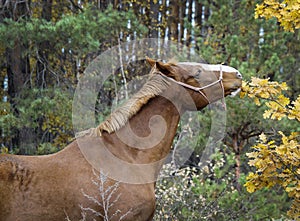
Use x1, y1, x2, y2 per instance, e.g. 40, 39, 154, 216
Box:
0, 57, 242, 221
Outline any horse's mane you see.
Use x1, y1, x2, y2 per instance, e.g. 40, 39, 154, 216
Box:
77, 73, 171, 137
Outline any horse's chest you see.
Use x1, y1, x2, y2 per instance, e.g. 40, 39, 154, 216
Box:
108, 184, 155, 221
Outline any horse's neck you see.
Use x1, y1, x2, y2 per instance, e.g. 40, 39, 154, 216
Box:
102, 95, 181, 164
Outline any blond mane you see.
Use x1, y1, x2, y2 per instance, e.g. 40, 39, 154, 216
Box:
77, 74, 170, 137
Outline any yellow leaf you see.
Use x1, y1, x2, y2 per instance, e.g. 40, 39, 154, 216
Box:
271, 112, 285, 120
286, 186, 296, 193
0, 147, 8, 154
289, 132, 299, 140
246, 152, 259, 158
244, 181, 257, 193
254, 97, 261, 106
259, 133, 267, 143
276, 145, 287, 155
277, 94, 290, 106
279, 82, 289, 91
240, 91, 247, 98
263, 110, 272, 119
279, 131, 289, 145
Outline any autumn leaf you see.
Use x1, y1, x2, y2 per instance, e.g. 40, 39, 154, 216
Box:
255, 0, 300, 32
259, 133, 267, 143
243, 77, 300, 219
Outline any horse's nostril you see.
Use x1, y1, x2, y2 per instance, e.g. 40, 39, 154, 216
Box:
236, 72, 242, 79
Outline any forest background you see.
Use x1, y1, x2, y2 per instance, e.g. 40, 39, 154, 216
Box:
0, 0, 299, 220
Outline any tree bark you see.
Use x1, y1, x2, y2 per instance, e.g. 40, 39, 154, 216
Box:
179, 0, 186, 45
149, 0, 159, 38
195, 0, 203, 31
5, 0, 32, 153
169, 0, 179, 42
186, 0, 192, 48
37, 0, 53, 88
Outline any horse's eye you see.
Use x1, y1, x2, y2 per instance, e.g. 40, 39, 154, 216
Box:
236, 72, 242, 79
194, 70, 201, 78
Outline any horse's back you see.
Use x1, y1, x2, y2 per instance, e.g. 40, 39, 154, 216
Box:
0, 154, 34, 220
0, 155, 14, 220
0, 146, 85, 221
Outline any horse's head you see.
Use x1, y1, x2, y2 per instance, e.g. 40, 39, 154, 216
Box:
146, 57, 242, 110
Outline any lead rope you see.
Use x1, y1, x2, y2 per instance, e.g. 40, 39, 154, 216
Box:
219, 64, 227, 111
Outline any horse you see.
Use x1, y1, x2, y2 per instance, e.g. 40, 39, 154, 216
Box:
0, 57, 242, 221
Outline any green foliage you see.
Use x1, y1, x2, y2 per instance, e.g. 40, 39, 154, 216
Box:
196, 0, 299, 90
0, 5, 147, 55
0, 88, 73, 153
0, 3, 147, 153
37, 142, 60, 155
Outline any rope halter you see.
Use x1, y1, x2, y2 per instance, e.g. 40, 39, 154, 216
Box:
159, 64, 224, 105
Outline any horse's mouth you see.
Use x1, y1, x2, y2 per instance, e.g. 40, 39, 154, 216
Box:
229, 88, 241, 97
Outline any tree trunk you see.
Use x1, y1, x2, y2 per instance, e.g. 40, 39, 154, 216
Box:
37, 0, 53, 88
5, 0, 33, 153
160, 0, 167, 40
149, 0, 159, 38
179, 0, 186, 45
169, 0, 179, 42
195, 0, 203, 31
232, 134, 241, 192
186, 0, 192, 49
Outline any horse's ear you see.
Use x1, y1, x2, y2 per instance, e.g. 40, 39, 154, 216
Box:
146, 57, 175, 77
146, 57, 156, 67
155, 61, 173, 76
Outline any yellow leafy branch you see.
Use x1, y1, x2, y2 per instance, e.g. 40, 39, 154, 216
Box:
241, 77, 300, 219
244, 131, 300, 218
255, 0, 300, 32
241, 77, 300, 121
